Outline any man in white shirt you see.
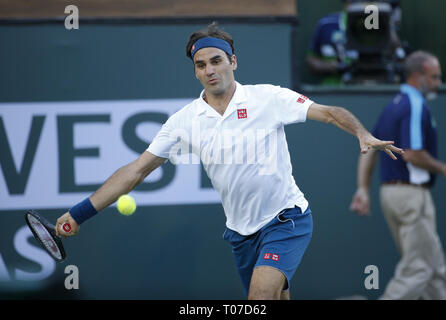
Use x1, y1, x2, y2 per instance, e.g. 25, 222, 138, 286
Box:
56, 22, 403, 300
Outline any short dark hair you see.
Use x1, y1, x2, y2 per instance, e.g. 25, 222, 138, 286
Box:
404, 50, 438, 78
186, 22, 235, 62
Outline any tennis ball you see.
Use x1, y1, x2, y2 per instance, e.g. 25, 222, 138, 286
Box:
117, 194, 136, 216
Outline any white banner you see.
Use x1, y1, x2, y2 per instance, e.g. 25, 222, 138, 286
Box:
0, 99, 220, 210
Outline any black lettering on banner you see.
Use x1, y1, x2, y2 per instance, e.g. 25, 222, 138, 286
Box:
57, 115, 110, 193
0, 115, 45, 195
121, 112, 175, 191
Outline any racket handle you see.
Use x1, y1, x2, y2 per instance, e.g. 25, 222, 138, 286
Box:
61, 223, 72, 233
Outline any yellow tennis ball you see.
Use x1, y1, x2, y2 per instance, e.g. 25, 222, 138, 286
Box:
117, 194, 136, 216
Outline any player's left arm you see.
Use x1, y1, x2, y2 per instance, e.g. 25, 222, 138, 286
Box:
306, 102, 404, 160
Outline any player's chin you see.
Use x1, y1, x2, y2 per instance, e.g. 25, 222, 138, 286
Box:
209, 83, 230, 95
205, 88, 222, 97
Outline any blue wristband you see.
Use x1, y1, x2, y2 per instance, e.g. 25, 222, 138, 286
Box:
69, 198, 98, 225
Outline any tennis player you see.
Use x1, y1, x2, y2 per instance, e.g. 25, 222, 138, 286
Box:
55, 22, 403, 300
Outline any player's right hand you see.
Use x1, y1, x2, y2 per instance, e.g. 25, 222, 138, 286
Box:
349, 188, 370, 216
55, 212, 80, 237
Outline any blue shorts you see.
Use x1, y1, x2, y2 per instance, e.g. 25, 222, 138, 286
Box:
223, 206, 313, 296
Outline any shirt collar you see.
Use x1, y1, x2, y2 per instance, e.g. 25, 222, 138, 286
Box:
196, 81, 247, 117
400, 84, 425, 103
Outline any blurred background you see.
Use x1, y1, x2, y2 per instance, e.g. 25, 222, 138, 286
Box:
0, 0, 445, 300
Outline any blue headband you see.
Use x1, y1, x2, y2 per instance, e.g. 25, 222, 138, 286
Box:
190, 37, 233, 59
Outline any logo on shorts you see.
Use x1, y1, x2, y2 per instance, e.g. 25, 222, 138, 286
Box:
264, 252, 279, 261
297, 95, 308, 104
237, 108, 247, 119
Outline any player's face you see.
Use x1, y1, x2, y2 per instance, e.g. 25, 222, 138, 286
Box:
193, 47, 237, 97
420, 58, 442, 95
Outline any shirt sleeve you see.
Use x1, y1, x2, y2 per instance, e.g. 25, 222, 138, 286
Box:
400, 99, 425, 150
146, 113, 186, 160
272, 86, 314, 126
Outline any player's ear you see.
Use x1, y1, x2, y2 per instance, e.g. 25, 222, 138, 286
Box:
231, 55, 237, 71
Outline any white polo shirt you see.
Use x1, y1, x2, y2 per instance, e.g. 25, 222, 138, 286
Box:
147, 82, 314, 235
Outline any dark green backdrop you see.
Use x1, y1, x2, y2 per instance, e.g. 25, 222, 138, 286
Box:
1, 4, 445, 300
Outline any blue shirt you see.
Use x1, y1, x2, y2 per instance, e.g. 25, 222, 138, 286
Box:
310, 12, 346, 59
372, 84, 438, 186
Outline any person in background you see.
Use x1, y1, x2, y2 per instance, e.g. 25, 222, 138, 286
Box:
307, 0, 405, 85
350, 51, 446, 299
307, 0, 353, 85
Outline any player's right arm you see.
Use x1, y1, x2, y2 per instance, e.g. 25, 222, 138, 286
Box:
55, 151, 166, 237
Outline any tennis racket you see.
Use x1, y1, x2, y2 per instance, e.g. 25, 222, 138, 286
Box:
24, 210, 70, 263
